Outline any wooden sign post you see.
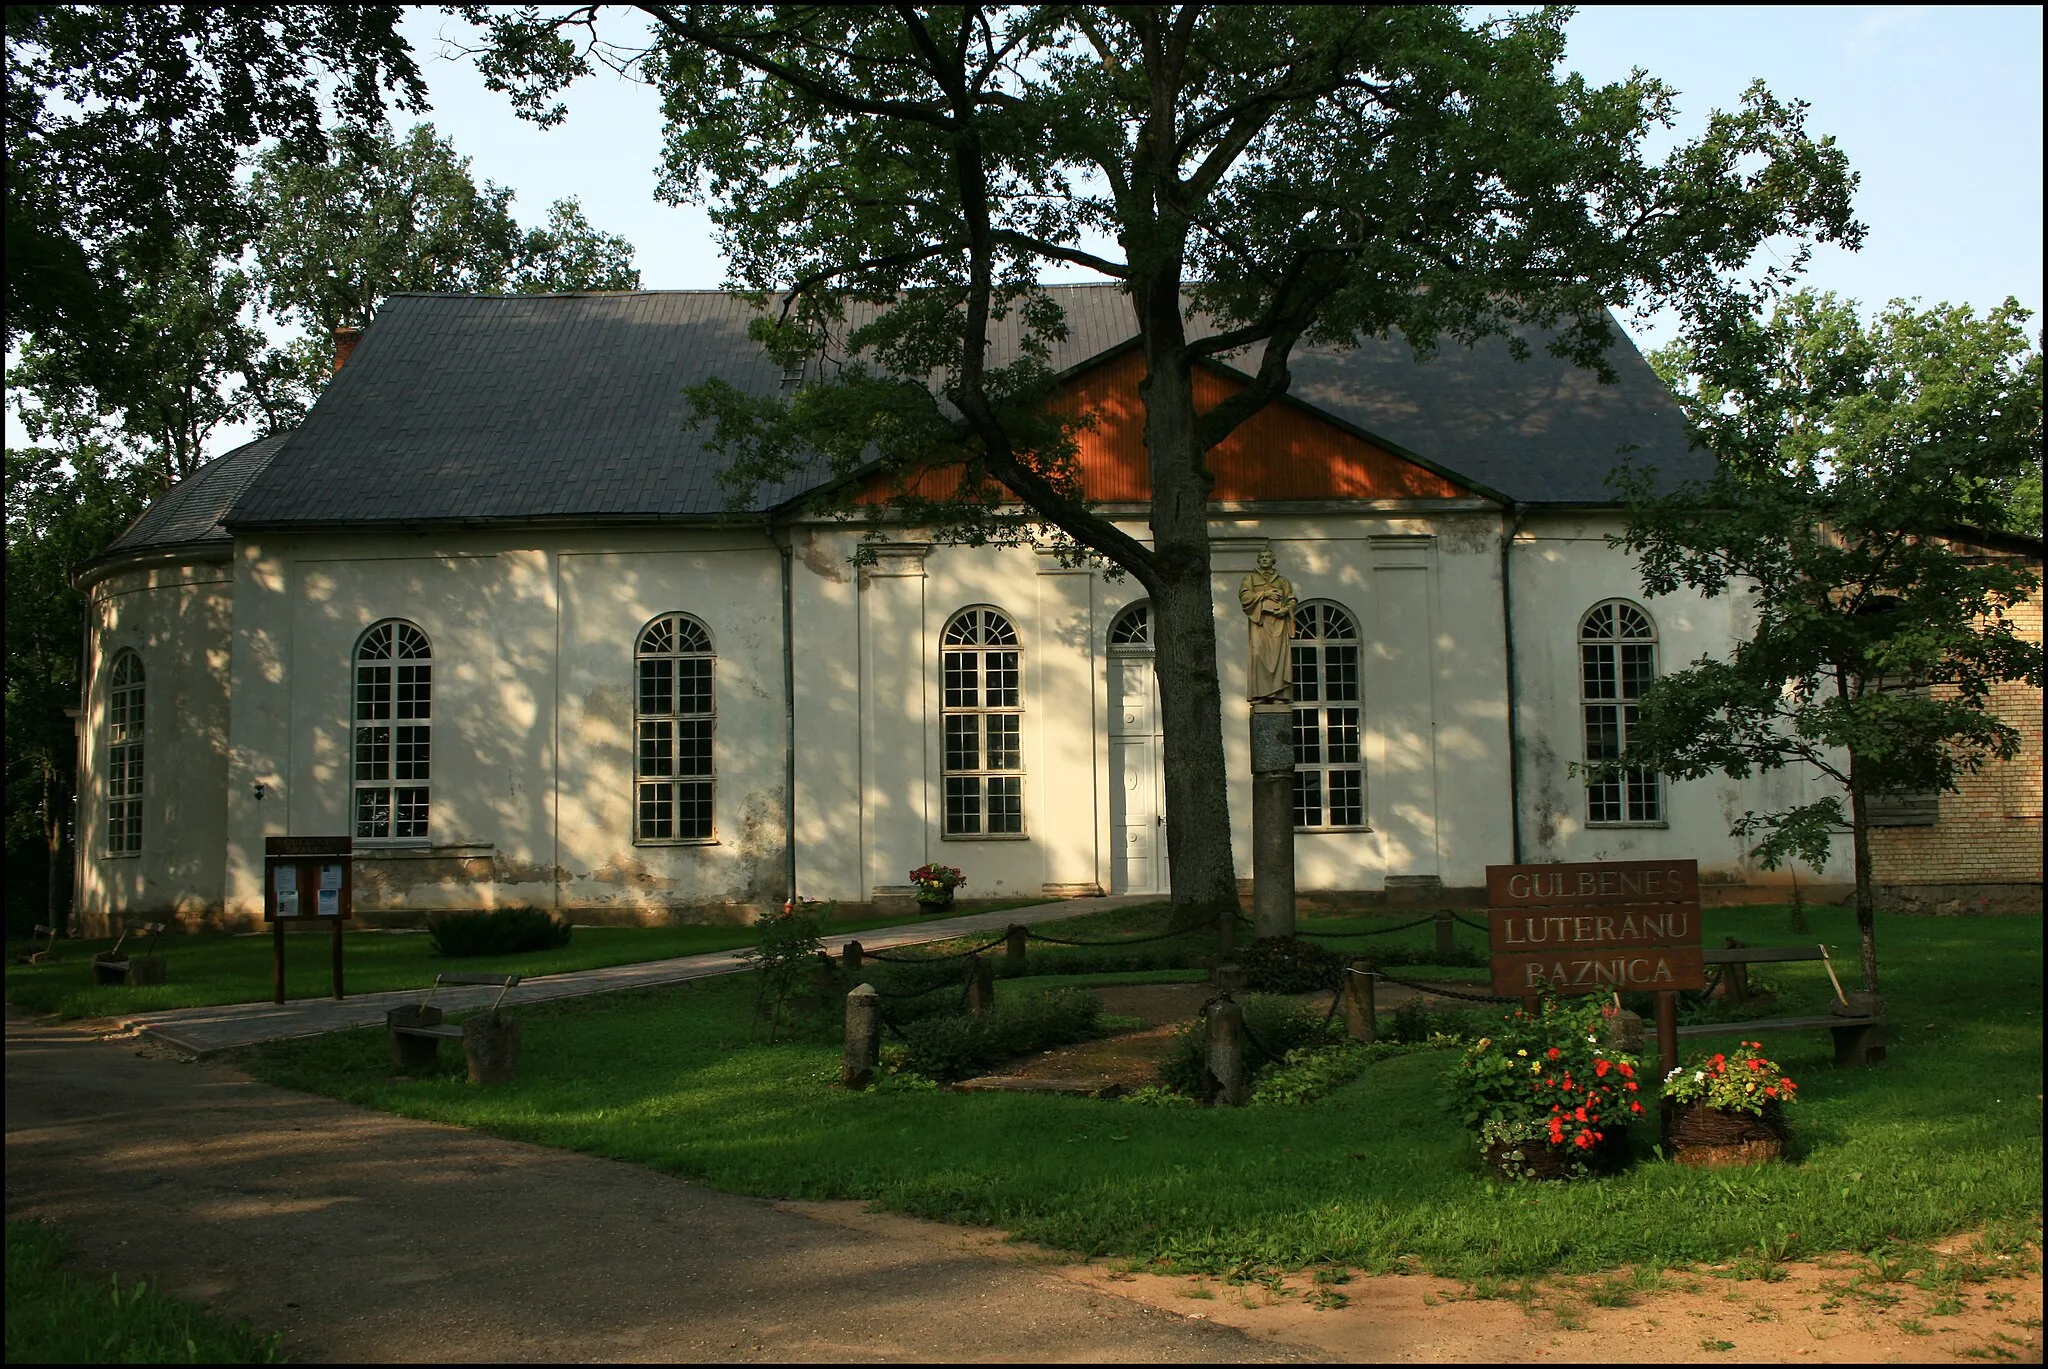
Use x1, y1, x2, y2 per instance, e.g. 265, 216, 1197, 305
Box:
1484, 859, 1704, 1077
263, 837, 353, 1004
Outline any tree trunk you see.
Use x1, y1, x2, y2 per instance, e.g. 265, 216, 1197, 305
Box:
1847, 755, 1879, 993
1135, 283, 1242, 942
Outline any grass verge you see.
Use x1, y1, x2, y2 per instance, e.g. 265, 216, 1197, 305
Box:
240, 904, 2042, 1279
4, 900, 1048, 1019
5, 1221, 286, 1363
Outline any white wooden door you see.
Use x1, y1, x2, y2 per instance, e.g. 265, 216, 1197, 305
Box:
1109, 655, 1167, 894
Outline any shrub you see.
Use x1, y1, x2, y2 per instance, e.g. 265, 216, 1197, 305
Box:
894, 987, 1102, 1081
1157, 993, 1341, 1097
744, 905, 827, 1040
426, 907, 572, 958
1237, 936, 1344, 993
1442, 996, 1644, 1177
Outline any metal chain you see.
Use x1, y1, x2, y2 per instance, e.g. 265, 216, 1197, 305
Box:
1452, 913, 1490, 933
1371, 968, 1518, 1004
1023, 926, 1195, 948
871, 979, 956, 1000
861, 933, 1006, 964
1297, 914, 1438, 938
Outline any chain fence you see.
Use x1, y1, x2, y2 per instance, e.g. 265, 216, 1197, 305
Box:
1295, 914, 1439, 939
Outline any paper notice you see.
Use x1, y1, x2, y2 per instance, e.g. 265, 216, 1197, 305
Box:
274, 865, 297, 894
317, 888, 340, 916
277, 889, 300, 917
320, 863, 344, 891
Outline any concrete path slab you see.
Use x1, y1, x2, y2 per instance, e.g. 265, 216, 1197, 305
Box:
110, 896, 1168, 1057
5, 1009, 1303, 1363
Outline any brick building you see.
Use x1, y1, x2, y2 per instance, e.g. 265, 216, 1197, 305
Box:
1870, 527, 2044, 914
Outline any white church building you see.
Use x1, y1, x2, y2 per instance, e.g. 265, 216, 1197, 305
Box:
72, 287, 1849, 931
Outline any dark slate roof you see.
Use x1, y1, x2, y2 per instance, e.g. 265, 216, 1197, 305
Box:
225, 287, 1701, 529
102, 433, 289, 555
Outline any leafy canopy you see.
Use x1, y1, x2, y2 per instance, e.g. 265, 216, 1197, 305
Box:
1617, 292, 2043, 877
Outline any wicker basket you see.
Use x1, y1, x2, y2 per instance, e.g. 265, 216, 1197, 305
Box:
1668, 1099, 1788, 1168
1483, 1130, 1629, 1182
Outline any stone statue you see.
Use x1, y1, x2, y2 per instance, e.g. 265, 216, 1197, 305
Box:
1238, 548, 1297, 703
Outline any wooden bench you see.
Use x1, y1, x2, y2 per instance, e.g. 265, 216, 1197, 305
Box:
91, 921, 167, 985
386, 974, 520, 1072
19, 923, 62, 966
1676, 944, 1885, 1067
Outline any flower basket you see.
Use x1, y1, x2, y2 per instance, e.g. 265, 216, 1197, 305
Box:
1482, 1129, 1630, 1182
914, 887, 955, 909
908, 864, 964, 908
1667, 1099, 1788, 1168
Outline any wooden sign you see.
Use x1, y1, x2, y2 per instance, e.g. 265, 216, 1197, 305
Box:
1487, 859, 1699, 908
1485, 859, 1703, 997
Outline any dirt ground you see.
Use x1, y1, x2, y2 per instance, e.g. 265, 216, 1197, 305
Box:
7, 1006, 2040, 1364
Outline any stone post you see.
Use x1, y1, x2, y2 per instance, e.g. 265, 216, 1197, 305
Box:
841, 939, 863, 973
1829, 991, 1886, 1067
842, 984, 881, 1089
1206, 996, 1251, 1107
964, 956, 996, 1016
1213, 962, 1246, 995
1006, 924, 1028, 973
462, 1013, 522, 1085
1249, 702, 1296, 942
1605, 1007, 1644, 1054
1342, 960, 1377, 1043
1434, 910, 1455, 961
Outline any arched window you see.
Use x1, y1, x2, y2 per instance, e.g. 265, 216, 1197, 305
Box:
941, 607, 1023, 836
1291, 602, 1364, 829
636, 614, 715, 841
105, 650, 145, 855
1580, 600, 1662, 823
354, 621, 432, 841
1108, 602, 1151, 650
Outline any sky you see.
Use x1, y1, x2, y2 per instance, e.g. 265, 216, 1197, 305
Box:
12, 6, 2044, 460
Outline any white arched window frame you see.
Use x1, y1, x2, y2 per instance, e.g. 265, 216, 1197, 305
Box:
1108, 602, 1151, 651
353, 621, 433, 841
105, 649, 145, 855
1291, 602, 1365, 829
941, 606, 1024, 836
636, 614, 716, 841
1580, 600, 1663, 823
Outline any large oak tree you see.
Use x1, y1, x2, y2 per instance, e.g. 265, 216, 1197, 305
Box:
474, 4, 1859, 935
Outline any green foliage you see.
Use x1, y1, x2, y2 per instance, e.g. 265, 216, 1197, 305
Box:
894, 987, 1103, 1081
1248, 1039, 1446, 1106
1157, 993, 1341, 1097
3, 447, 148, 935
1238, 936, 1344, 993
425, 908, 574, 959
1621, 293, 2044, 988
1662, 1040, 1799, 1116
240, 904, 2042, 1279
249, 122, 640, 338
742, 905, 826, 1038
1442, 997, 1645, 1164
6, 1221, 287, 1363
5, 5, 424, 356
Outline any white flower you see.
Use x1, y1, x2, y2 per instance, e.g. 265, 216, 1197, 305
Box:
1695, 1071, 1706, 1083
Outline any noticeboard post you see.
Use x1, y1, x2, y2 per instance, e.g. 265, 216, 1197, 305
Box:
1484, 859, 1703, 1077
264, 837, 352, 1004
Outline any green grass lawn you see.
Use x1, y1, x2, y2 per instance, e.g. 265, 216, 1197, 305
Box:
4, 900, 1048, 1020
5, 1221, 285, 1364
241, 903, 2043, 1278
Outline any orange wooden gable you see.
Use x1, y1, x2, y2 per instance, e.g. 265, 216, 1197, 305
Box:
854, 345, 1470, 505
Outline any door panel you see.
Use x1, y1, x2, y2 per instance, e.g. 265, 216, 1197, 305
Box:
1109, 656, 1167, 894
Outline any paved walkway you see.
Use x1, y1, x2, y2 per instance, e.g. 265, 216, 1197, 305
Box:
5, 1008, 1304, 1363
113, 897, 1165, 1057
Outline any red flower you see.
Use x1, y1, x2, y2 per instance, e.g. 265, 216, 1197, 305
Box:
1547, 1047, 1561, 1060
1574, 1132, 1594, 1149
1618, 1062, 1635, 1078
1624, 1081, 1638, 1093
1549, 1118, 1565, 1144
1765, 1087, 1778, 1098
1630, 1101, 1644, 1114
1595, 1059, 1612, 1078
1574, 1107, 1588, 1122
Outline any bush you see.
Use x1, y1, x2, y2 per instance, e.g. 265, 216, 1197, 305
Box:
1157, 993, 1341, 1097
1237, 936, 1344, 993
894, 987, 1102, 1081
426, 907, 572, 958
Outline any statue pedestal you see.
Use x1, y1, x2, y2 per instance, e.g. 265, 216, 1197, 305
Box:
1249, 702, 1296, 941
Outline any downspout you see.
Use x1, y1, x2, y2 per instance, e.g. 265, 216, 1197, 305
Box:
770, 519, 798, 909
1499, 503, 1526, 864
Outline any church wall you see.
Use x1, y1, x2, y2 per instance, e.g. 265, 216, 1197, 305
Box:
1508, 511, 1851, 894
76, 557, 235, 932
222, 529, 794, 927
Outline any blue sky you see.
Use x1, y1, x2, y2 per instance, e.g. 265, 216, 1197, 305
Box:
392, 4, 2042, 350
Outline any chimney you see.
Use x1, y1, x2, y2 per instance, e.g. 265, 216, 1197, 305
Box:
333, 326, 363, 373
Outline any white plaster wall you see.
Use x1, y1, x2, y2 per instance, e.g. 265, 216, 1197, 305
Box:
76, 558, 235, 930
1509, 510, 1850, 887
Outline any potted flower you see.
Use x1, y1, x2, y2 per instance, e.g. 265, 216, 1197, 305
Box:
908, 863, 965, 909
1660, 1040, 1797, 1167
1445, 996, 1646, 1181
